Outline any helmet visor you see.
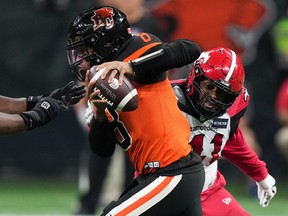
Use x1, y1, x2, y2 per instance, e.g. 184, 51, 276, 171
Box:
66, 41, 90, 66
66, 41, 92, 81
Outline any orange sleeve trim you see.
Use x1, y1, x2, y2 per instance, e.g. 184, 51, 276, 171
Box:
123, 42, 161, 62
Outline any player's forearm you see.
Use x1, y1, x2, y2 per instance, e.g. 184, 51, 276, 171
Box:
130, 39, 201, 78
0, 113, 27, 135
0, 96, 27, 114
223, 128, 268, 182
89, 117, 116, 158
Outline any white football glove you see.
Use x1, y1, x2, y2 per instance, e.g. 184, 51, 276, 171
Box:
256, 174, 277, 207
85, 101, 95, 127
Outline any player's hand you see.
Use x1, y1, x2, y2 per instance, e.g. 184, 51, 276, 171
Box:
85, 70, 109, 122
87, 87, 108, 122
49, 81, 86, 107
20, 97, 68, 130
26, 81, 86, 110
94, 61, 134, 85
256, 174, 277, 207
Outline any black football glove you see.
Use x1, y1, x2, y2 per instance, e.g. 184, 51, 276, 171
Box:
26, 95, 44, 111
49, 81, 86, 107
20, 97, 68, 130
26, 81, 86, 110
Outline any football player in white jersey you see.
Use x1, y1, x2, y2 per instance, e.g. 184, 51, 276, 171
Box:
171, 47, 277, 215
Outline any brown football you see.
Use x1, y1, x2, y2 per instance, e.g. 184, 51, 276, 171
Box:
89, 66, 138, 112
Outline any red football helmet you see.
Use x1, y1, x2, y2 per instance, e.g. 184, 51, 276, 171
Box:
186, 47, 245, 119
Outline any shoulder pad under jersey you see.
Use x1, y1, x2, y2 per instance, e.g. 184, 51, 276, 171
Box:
173, 85, 187, 106
227, 86, 250, 117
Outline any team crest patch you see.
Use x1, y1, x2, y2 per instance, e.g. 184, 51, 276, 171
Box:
91, 7, 115, 31
213, 118, 228, 128
222, 197, 232, 205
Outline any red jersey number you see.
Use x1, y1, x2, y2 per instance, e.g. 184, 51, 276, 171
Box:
190, 133, 223, 164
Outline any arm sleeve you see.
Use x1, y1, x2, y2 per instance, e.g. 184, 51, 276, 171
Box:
221, 127, 268, 182
130, 39, 201, 80
88, 117, 116, 158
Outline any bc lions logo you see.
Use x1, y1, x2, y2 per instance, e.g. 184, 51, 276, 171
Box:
91, 7, 115, 31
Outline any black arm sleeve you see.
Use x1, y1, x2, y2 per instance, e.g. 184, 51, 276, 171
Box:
88, 117, 116, 158
130, 39, 201, 80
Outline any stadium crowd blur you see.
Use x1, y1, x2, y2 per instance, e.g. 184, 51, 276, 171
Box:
0, 0, 288, 209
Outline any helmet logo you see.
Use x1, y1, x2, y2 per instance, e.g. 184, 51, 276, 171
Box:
198, 51, 211, 64
91, 7, 115, 31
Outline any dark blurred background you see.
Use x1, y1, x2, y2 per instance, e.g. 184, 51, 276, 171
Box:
0, 0, 287, 184
0, 0, 97, 179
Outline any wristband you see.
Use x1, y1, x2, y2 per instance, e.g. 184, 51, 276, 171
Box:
26, 95, 42, 111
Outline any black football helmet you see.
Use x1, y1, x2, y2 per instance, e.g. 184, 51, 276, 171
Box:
66, 6, 132, 81
186, 47, 245, 120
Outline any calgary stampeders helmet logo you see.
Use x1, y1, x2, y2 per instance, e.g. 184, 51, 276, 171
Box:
91, 7, 115, 31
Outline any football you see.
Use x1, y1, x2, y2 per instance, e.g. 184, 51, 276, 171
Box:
89, 66, 138, 112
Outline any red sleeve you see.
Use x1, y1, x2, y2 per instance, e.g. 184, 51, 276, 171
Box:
221, 127, 268, 182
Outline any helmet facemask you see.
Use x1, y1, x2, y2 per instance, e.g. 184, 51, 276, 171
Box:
187, 65, 240, 120
66, 35, 105, 81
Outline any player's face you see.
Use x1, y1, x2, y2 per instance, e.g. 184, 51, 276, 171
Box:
198, 79, 226, 112
76, 48, 93, 81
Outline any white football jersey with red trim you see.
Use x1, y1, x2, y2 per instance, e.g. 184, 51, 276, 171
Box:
174, 84, 250, 191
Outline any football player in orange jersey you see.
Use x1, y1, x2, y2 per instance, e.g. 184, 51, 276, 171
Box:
66, 6, 205, 216
93, 48, 277, 215
0, 81, 85, 135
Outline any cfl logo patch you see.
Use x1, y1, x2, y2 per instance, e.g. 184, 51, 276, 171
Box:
109, 78, 119, 89
222, 197, 232, 205
144, 161, 160, 169
41, 101, 51, 110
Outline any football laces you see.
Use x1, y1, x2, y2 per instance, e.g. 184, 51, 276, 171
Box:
96, 90, 114, 107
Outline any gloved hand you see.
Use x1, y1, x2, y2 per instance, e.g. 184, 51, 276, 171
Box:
26, 81, 86, 110
256, 174, 277, 207
49, 81, 86, 107
20, 97, 68, 130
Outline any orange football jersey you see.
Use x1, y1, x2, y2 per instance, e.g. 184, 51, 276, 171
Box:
105, 78, 191, 175
103, 33, 192, 174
